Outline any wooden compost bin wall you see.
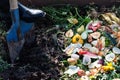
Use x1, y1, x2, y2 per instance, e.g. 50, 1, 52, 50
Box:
19, 0, 120, 7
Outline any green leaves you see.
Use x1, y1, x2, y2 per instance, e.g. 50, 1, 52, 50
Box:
0, 57, 10, 72
42, 6, 91, 31
42, 5, 73, 24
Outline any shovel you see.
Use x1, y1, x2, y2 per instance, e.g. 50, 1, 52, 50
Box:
6, 0, 26, 63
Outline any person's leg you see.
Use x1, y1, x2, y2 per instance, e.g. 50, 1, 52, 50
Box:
6, 0, 21, 64
6, 0, 20, 42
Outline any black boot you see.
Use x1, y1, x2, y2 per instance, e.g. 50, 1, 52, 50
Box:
18, 3, 46, 23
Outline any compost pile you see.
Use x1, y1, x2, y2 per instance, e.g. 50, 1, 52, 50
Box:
0, 4, 120, 80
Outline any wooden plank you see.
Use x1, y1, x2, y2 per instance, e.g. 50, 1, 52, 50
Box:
19, 0, 119, 7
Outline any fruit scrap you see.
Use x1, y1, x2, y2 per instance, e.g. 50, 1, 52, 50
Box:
77, 69, 86, 77
96, 39, 103, 50
77, 25, 85, 34
101, 14, 113, 24
67, 58, 77, 65
87, 21, 101, 32
72, 34, 84, 44
106, 13, 120, 25
88, 34, 93, 42
78, 49, 88, 55
101, 13, 120, 25
101, 62, 115, 72
113, 31, 120, 47
90, 32, 101, 39
89, 68, 99, 76
67, 18, 78, 25
65, 29, 74, 38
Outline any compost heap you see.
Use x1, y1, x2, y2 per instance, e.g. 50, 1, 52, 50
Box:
57, 6, 120, 80
1, 4, 120, 80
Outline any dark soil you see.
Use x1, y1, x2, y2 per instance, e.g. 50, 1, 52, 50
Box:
0, 17, 66, 80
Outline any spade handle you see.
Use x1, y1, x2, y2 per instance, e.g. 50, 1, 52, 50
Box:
9, 0, 18, 10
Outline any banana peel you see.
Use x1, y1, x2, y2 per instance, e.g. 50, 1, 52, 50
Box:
101, 13, 120, 25
101, 14, 113, 24
106, 13, 120, 25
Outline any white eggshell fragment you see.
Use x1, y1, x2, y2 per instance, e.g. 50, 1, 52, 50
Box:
81, 31, 88, 40
83, 43, 92, 50
91, 40, 98, 46
80, 76, 89, 80
72, 48, 79, 54
88, 60, 102, 69
89, 47, 99, 54
86, 71, 90, 76
64, 43, 82, 56
105, 53, 115, 62
74, 43, 82, 48
64, 43, 74, 52
112, 47, 120, 54
64, 47, 74, 56
86, 30, 93, 33
82, 56, 91, 65
71, 54, 80, 60
64, 66, 80, 76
